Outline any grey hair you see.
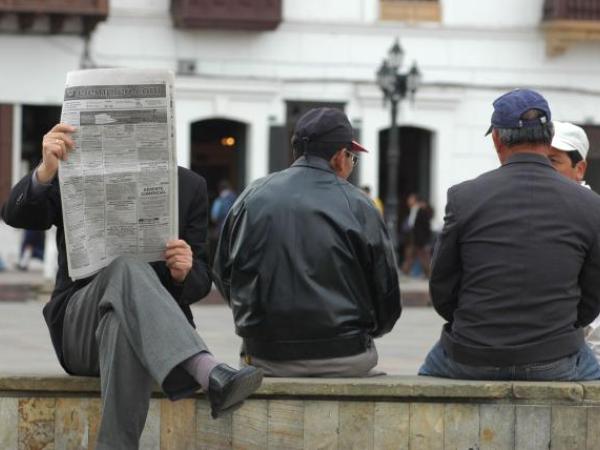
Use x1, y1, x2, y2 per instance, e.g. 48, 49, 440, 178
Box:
496, 109, 554, 147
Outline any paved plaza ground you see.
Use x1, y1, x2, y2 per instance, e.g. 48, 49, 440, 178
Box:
0, 294, 443, 377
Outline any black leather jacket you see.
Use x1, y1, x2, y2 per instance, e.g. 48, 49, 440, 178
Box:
213, 156, 401, 360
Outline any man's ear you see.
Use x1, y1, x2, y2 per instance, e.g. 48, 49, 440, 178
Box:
329, 148, 345, 173
491, 128, 505, 162
576, 160, 588, 182
491, 129, 501, 153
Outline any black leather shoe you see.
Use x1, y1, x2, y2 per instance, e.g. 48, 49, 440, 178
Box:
207, 364, 263, 419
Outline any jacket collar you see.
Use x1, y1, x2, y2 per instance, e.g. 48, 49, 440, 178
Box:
503, 152, 553, 168
291, 155, 335, 173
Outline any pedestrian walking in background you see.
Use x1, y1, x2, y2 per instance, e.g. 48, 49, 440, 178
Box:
400, 194, 432, 278
17, 229, 45, 271
210, 180, 237, 230
361, 185, 384, 216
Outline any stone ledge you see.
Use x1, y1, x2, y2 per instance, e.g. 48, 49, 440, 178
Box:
1, 375, 599, 403
4, 376, 600, 449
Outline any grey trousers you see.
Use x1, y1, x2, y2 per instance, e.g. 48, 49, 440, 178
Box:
62, 256, 209, 450
241, 345, 380, 377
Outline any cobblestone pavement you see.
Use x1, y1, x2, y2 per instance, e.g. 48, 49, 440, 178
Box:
0, 301, 443, 376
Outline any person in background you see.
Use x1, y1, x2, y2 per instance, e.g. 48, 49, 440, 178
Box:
400, 194, 432, 278
399, 194, 419, 268
211, 180, 237, 230
17, 229, 45, 271
548, 120, 600, 360
361, 185, 384, 216
548, 120, 589, 186
208, 180, 237, 264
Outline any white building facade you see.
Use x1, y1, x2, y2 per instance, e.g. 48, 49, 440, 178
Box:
1, 0, 600, 269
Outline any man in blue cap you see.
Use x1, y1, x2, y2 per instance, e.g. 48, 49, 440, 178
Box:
420, 89, 600, 380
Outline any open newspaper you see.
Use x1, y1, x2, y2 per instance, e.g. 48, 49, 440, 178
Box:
59, 68, 178, 280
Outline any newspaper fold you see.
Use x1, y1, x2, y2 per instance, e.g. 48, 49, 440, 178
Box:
59, 68, 178, 280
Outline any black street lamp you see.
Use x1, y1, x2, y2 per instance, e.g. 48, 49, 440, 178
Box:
376, 38, 422, 245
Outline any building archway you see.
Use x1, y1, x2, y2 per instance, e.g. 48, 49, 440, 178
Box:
22, 105, 62, 174
190, 118, 247, 264
378, 125, 433, 222
190, 118, 247, 201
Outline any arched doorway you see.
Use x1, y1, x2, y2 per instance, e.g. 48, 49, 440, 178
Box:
22, 105, 62, 174
190, 118, 247, 263
379, 126, 433, 267
378, 125, 433, 214
190, 118, 247, 201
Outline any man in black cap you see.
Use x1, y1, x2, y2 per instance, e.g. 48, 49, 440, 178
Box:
213, 107, 401, 377
420, 89, 600, 380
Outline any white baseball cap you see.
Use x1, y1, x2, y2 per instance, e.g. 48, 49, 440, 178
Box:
551, 121, 589, 160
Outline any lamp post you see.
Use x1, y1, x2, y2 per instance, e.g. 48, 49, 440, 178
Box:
376, 39, 422, 244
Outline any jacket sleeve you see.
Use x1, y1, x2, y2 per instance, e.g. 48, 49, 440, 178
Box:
576, 231, 600, 327
212, 178, 265, 307
171, 177, 212, 306
1, 171, 60, 230
429, 187, 461, 323
364, 208, 401, 338
212, 193, 248, 308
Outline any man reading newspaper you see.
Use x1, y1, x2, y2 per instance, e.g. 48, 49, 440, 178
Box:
1, 123, 262, 450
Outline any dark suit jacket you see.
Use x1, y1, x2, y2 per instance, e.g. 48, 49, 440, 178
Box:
431, 153, 600, 366
1, 166, 211, 372
412, 205, 433, 248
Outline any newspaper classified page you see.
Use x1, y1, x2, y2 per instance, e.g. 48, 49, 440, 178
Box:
59, 69, 178, 280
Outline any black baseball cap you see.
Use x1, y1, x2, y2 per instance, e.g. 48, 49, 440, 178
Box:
293, 107, 368, 153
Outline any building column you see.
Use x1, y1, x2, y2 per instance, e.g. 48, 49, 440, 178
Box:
247, 115, 269, 183
358, 111, 388, 199
0, 104, 13, 205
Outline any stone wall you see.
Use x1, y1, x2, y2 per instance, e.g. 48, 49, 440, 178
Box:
1, 375, 600, 449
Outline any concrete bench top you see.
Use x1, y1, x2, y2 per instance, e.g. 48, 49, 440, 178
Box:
4, 375, 600, 449
2, 374, 600, 403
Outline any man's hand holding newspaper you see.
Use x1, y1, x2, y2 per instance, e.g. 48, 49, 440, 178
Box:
164, 239, 193, 283
37, 123, 76, 184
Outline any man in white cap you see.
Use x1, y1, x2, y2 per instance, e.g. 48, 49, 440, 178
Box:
549, 121, 600, 360
548, 120, 590, 187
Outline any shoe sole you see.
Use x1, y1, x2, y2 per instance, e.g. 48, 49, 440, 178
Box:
211, 367, 263, 419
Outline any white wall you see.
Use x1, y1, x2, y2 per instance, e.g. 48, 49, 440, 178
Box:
88, 7, 600, 100
283, 0, 378, 23
2, 0, 600, 233
442, 0, 544, 28
0, 35, 82, 104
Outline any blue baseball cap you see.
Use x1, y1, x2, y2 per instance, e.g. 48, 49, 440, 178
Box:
485, 88, 551, 136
